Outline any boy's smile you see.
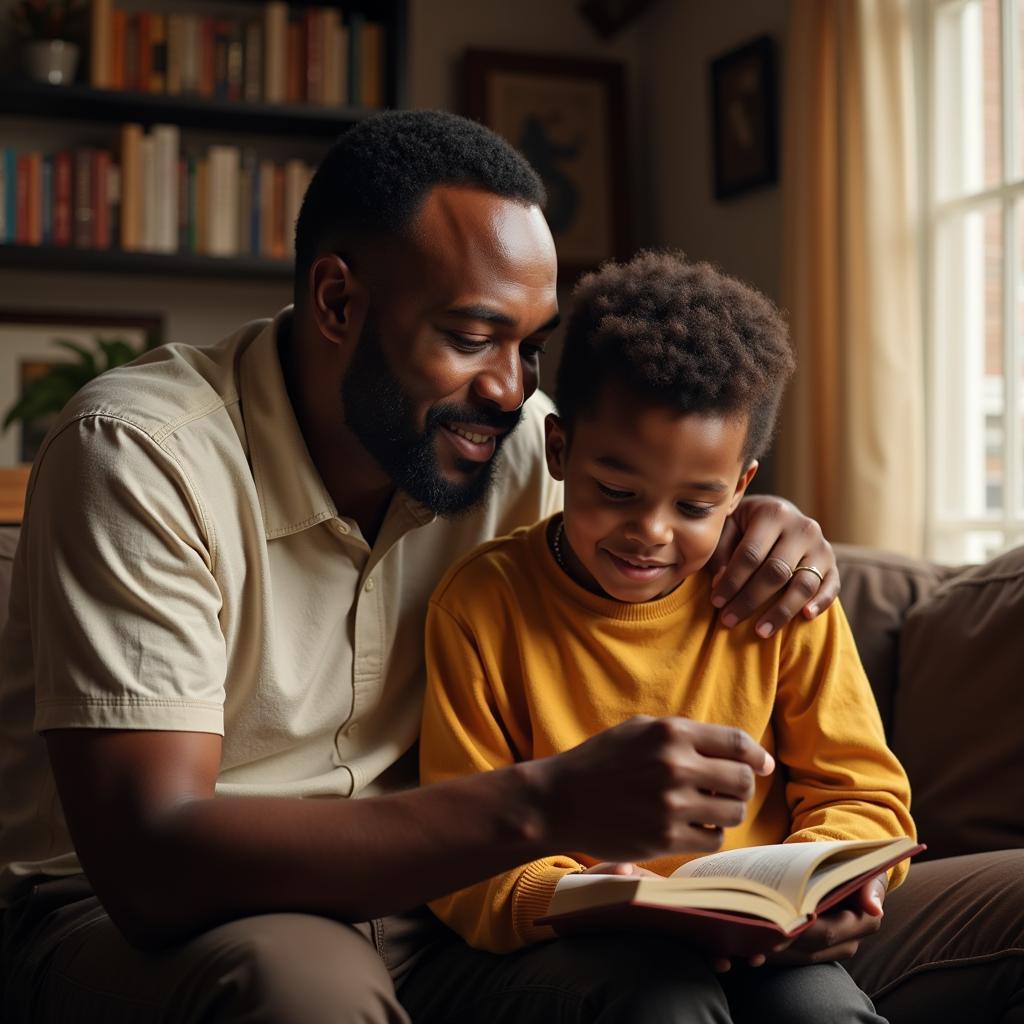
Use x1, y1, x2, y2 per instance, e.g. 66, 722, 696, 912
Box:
545, 384, 758, 603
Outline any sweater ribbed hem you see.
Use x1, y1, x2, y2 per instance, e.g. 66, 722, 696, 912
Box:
512, 858, 583, 944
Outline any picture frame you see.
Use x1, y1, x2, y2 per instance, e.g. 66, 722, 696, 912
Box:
710, 35, 778, 201
465, 48, 629, 285
0, 310, 163, 467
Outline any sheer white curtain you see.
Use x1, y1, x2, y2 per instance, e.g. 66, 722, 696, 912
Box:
777, 0, 925, 555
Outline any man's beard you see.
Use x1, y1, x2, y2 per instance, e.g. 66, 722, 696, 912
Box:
341, 315, 523, 517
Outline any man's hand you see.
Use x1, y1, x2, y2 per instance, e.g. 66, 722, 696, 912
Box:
706, 495, 839, 638
527, 716, 774, 864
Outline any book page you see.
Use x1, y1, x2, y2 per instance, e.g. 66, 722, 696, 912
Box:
669, 841, 854, 907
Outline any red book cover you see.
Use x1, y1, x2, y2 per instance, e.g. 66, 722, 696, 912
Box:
111, 9, 126, 90
53, 150, 72, 246
199, 16, 216, 98
15, 154, 29, 245
285, 21, 302, 104
304, 9, 322, 105
136, 12, 152, 93
123, 13, 139, 91
93, 150, 110, 249
25, 152, 42, 245
271, 164, 285, 259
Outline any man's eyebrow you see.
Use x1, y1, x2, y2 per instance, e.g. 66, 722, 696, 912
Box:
446, 306, 561, 332
594, 455, 728, 493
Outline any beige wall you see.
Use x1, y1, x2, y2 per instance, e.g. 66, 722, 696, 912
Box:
638, 0, 789, 303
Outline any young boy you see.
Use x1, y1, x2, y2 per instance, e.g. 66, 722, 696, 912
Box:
419, 252, 913, 1018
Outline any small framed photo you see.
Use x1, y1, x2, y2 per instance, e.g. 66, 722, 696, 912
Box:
710, 35, 779, 200
465, 48, 629, 285
0, 310, 163, 466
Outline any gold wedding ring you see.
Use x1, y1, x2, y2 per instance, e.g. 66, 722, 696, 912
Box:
793, 564, 825, 584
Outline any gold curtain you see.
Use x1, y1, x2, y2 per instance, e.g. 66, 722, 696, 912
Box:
778, 0, 924, 555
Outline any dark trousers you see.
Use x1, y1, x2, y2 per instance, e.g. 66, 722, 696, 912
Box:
3, 850, 1022, 1023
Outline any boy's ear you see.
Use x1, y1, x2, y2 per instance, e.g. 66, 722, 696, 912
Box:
309, 254, 368, 348
727, 460, 759, 515
544, 413, 568, 481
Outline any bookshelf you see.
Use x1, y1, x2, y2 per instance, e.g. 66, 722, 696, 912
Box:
0, 0, 408, 278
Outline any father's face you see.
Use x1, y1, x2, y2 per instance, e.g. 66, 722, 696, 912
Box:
342, 187, 560, 516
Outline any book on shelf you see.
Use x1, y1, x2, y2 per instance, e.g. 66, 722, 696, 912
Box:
536, 837, 924, 958
88, 0, 383, 108
0, 133, 308, 262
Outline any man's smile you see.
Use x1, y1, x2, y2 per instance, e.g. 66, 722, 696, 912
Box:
440, 422, 504, 462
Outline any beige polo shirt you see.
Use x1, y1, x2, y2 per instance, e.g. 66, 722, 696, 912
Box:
0, 308, 561, 904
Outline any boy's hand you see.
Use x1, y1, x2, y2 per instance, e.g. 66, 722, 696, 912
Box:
767, 873, 887, 966
707, 495, 840, 637
580, 862, 661, 877
710, 873, 887, 973
528, 716, 774, 864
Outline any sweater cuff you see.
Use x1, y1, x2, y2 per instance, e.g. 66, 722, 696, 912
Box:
512, 858, 583, 944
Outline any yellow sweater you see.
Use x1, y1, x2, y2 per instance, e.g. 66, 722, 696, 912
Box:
420, 516, 915, 953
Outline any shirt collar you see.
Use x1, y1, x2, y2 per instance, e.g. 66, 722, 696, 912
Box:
239, 307, 338, 539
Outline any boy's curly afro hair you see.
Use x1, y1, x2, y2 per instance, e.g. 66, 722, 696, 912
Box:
555, 251, 795, 462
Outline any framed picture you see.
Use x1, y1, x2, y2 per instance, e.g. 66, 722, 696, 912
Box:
465, 49, 629, 285
710, 35, 778, 200
0, 310, 163, 466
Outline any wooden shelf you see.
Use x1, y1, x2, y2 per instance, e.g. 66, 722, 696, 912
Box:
0, 78, 378, 137
0, 244, 293, 280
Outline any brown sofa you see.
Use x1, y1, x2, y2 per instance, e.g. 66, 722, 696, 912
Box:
2, 526, 1020, 862
835, 542, 1024, 861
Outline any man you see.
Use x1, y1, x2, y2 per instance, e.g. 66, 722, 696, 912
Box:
0, 111, 1017, 1023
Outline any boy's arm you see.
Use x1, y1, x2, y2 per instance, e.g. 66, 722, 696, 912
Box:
774, 600, 916, 887
421, 601, 582, 952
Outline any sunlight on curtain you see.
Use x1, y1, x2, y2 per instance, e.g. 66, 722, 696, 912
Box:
778, 0, 924, 555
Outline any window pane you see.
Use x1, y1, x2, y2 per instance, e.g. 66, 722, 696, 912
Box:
936, 0, 1003, 198
934, 205, 1004, 522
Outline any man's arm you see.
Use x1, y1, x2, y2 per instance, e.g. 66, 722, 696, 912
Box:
46, 715, 773, 951
707, 495, 841, 636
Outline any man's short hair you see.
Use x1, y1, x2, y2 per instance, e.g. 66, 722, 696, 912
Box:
555, 251, 795, 462
294, 110, 546, 304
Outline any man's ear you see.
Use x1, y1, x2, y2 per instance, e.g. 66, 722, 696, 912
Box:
544, 413, 568, 481
727, 460, 759, 515
309, 254, 368, 348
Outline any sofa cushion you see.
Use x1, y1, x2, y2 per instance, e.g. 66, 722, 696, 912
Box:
892, 544, 1024, 859
834, 544, 955, 735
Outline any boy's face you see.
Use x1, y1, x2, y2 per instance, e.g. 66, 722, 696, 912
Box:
545, 384, 758, 603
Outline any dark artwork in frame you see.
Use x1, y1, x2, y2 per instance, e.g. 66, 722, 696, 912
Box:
710, 35, 779, 201
465, 48, 629, 286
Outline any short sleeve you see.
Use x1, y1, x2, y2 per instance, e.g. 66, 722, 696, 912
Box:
25, 414, 227, 734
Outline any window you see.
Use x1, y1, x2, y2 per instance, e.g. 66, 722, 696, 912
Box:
924, 0, 1024, 561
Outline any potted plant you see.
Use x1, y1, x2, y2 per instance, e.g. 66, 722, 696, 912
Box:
10, 0, 88, 85
3, 335, 158, 460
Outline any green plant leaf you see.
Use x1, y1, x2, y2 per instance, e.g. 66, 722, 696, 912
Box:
97, 337, 140, 370
52, 338, 98, 376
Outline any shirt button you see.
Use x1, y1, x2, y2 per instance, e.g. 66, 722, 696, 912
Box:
364, 577, 375, 592
336, 521, 350, 535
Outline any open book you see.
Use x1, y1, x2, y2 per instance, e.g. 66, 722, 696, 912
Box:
536, 837, 924, 957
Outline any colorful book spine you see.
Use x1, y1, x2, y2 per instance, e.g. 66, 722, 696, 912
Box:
40, 155, 53, 244
89, 0, 113, 88
93, 148, 110, 249
73, 149, 93, 249
53, 150, 72, 246
263, 1, 287, 104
